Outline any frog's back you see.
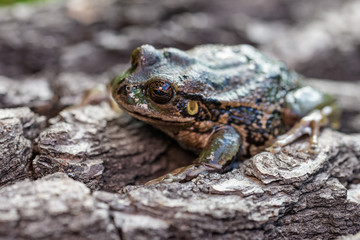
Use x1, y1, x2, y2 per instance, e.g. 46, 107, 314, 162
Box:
184, 45, 304, 155
185, 44, 303, 106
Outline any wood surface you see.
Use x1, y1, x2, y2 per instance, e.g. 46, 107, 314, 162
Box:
1, 0, 360, 239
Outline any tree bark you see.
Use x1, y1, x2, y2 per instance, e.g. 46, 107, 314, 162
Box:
1, 0, 360, 239
0, 107, 45, 188
1, 129, 360, 239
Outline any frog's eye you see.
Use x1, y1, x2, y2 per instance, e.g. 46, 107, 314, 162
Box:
187, 101, 199, 115
148, 80, 174, 104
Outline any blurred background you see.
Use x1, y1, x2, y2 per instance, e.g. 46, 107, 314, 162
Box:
0, 0, 359, 131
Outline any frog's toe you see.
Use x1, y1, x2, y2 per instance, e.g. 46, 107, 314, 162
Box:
145, 174, 176, 186
266, 143, 282, 154
162, 173, 186, 183
144, 175, 170, 186
145, 164, 218, 185
144, 178, 160, 186
308, 143, 320, 154
145, 167, 187, 186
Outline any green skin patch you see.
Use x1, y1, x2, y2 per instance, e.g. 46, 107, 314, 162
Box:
111, 69, 131, 96
111, 62, 139, 96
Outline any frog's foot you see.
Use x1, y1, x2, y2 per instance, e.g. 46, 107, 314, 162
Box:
145, 163, 221, 186
268, 107, 331, 154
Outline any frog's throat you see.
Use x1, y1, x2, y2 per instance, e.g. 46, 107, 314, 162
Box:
125, 109, 195, 127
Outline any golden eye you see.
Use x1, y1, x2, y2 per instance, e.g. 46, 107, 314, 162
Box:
187, 101, 199, 115
148, 81, 174, 104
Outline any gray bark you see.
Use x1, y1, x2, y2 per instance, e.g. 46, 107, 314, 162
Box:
1, 129, 360, 239
0, 173, 119, 240
0, 107, 45, 188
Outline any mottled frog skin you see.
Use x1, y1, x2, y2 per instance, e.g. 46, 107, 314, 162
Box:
112, 44, 339, 185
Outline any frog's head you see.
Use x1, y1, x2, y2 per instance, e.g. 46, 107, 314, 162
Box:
112, 45, 214, 128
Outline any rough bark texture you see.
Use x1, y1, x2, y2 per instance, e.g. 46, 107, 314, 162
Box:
0, 107, 46, 188
1, 131, 360, 239
0, 173, 119, 240
33, 103, 193, 191
1, 0, 360, 239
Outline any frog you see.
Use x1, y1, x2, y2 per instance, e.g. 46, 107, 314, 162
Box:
111, 44, 340, 185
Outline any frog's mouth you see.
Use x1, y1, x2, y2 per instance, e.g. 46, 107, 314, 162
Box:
119, 104, 195, 127
113, 86, 195, 126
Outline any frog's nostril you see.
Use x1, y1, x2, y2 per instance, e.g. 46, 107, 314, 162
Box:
117, 85, 128, 96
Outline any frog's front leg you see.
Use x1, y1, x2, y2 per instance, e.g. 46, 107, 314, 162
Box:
268, 86, 340, 154
145, 126, 242, 185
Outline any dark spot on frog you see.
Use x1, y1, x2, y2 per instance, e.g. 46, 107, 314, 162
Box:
117, 84, 128, 96
255, 98, 262, 105
163, 51, 171, 58
176, 101, 187, 116
198, 72, 231, 91
196, 109, 210, 121
210, 109, 220, 121
176, 92, 205, 102
265, 110, 282, 130
177, 75, 191, 82
224, 76, 231, 85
